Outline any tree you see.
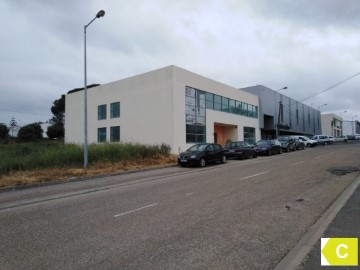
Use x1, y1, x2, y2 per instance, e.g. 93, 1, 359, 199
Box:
51, 95, 65, 122
0, 123, 9, 139
48, 95, 65, 139
18, 123, 43, 141
46, 122, 64, 139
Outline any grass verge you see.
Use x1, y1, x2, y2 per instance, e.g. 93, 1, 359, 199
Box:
0, 141, 177, 188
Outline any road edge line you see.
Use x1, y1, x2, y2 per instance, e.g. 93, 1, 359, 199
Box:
274, 174, 360, 270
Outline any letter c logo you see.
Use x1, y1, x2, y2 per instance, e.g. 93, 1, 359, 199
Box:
336, 244, 348, 259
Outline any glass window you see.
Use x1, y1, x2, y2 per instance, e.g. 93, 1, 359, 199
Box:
110, 126, 120, 142
244, 127, 256, 144
236, 101, 242, 115
296, 110, 299, 125
110, 102, 120, 118
205, 93, 214, 109
97, 127, 106, 143
98, 104, 106, 120
185, 87, 206, 143
242, 103, 248, 116
214, 95, 222, 111
222, 97, 229, 112
229, 99, 236, 114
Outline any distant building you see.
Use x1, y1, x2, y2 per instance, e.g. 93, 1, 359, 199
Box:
342, 120, 360, 136
65, 66, 260, 154
241, 85, 321, 139
321, 114, 343, 137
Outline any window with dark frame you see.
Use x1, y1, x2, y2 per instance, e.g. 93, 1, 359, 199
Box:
97, 127, 106, 143
110, 102, 120, 118
110, 126, 120, 142
98, 104, 106, 120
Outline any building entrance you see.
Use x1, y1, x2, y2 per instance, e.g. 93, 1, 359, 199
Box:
213, 123, 238, 146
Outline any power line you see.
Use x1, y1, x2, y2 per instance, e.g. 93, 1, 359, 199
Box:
300, 72, 360, 102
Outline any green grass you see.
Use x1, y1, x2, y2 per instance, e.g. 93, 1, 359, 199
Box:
0, 140, 171, 175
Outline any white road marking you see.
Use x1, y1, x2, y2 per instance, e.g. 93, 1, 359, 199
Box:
240, 171, 269, 180
185, 193, 194, 196
289, 161, 304, 166
114, 203, 159, 218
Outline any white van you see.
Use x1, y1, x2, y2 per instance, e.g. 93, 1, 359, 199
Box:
311, 135, 332, 145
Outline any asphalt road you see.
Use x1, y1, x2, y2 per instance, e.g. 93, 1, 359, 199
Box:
0, 143, 359, 270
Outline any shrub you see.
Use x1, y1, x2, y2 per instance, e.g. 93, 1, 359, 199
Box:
0, 142, 172, 175
17, 123, 43, 141
0, 123, 9, 139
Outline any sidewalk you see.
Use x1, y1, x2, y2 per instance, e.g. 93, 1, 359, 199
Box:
298, 181, 360, 269
275, 174, 360, 270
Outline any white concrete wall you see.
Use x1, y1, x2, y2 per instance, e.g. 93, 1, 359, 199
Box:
66, 67, 174, 146
66, 65, 260, 155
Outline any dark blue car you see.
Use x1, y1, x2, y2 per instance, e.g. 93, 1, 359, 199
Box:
178, 143, 227, 167
254, 140, 282, 156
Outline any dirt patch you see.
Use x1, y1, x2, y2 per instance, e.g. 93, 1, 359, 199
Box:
0, 155, 177, 188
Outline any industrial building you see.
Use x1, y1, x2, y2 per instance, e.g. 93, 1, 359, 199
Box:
65, 66, 260, 154
242, 85, 322, 139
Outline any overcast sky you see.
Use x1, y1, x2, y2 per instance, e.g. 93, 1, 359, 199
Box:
1, 0, 360, 127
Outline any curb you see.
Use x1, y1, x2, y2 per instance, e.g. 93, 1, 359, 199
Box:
0, 163, 177, 193
274, 174, 360, 270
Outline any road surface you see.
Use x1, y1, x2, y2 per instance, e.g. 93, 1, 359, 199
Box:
0, 143, 359, 269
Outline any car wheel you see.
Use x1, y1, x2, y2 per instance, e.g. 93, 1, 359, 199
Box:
200, 158, 206, 167
278, 149, 281, 154
286, 147, 289, 153
221, 155, 227, 164
267, 149, 272, 156
253, 153, 257, 158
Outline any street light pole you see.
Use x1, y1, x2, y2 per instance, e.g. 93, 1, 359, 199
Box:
274, 87, 287, 138
84, 10, 105, 169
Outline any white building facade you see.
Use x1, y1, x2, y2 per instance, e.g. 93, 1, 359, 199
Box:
65, 66, 260, 154
321, 113, 343, 137
342, 120, 360, 136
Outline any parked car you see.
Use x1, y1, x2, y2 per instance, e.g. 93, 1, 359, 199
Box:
311, 135, 332, 145
294, 135, 317, 147
334, 136, 348, 143
225, 141, 257, 160
328, 136, 336, 144
178, 143, 227, 167
294, 138, 305, 150
347, 135, 356, 140
254, 140, 282, 156
277, 135, 297, 152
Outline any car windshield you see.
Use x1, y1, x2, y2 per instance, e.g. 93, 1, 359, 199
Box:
187, 144, 208, 152
229, 142, 244, 149
256, 141, 270, 146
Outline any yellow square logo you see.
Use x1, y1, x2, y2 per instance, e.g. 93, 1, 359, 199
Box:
321, 238, 358, 266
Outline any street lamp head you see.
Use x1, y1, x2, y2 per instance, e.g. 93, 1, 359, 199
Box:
96, 10, 105, 18
283, 87, 288, 90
